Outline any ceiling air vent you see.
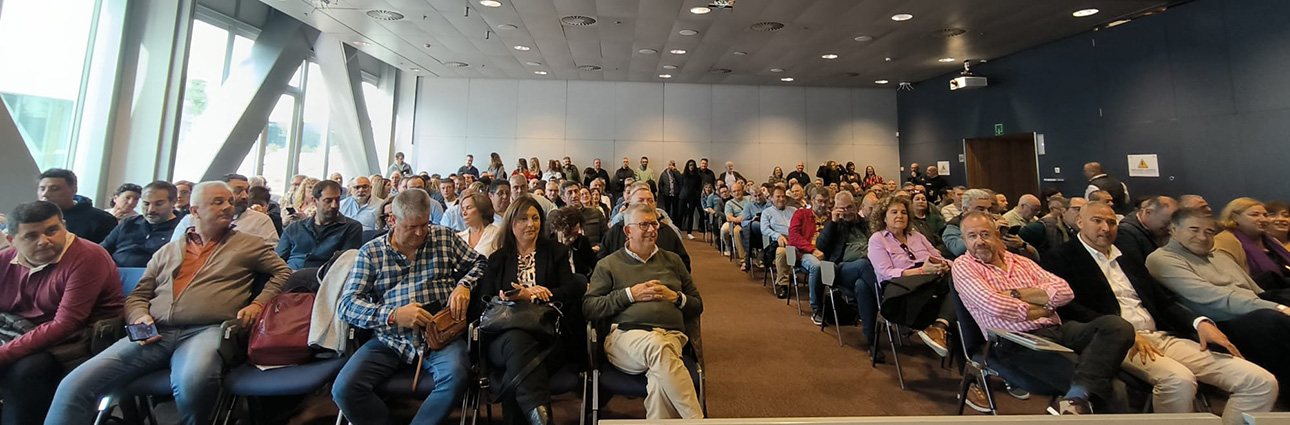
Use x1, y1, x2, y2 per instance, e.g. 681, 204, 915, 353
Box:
365, 9, 405, 21
561, 15, 597, 26
443, 61, 470, 68
708, 68, 732, 74
930, 28, 967, 38
578, 65, 602, 71
749, 21, 785, 32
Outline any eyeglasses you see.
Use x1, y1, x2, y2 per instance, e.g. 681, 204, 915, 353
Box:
627, 221, 660, 230
898, 243, 917, 261
353, 184, 371, 190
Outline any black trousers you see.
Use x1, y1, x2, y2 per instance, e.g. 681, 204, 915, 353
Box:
0, 351, 62, 425
992, 316, 1134, 412
660, 195, 680, 222
1217, 308, 1290, 399
678, 197, 701, 233
487, 330, 562, 425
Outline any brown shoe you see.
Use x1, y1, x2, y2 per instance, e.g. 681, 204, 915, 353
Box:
1047, 397, 1093, 415
963, 382, 991, 413
917, 324, 950, 357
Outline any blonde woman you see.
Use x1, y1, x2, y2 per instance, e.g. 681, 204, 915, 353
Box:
1213, 197, 1290, 287
284, 177, 319, 227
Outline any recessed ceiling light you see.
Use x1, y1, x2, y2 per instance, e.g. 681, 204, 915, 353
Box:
639, 48, 657, 54
853, 35, 874, 42
938, 57, 956, 63
352, 41, 370, 46
690, 7, 711, 15
659, 74, 673, 79
662, 65, 678, 70
769, 68, 784, 73
1073, 8, 1099, 17
479, 0, 502, 7
513, 45, 531, 51
497, 24, 518, 30
821, 54, 839, 60
534, 71, 548, 75
670, 49, 687, 55
679, 29, 698, 36
891, 13, 914, 21
410, 68, 420, 72
780, 77, 794, 82
875, 79, 890, 84
733, 51, 747, 56
524, 61, 542, 66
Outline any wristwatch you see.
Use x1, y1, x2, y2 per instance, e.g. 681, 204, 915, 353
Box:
1010, 289, 1022, 299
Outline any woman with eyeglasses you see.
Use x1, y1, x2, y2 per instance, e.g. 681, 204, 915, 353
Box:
867, 195, 956, 359
471, 197, 585, 425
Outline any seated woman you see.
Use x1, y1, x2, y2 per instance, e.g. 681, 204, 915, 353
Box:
459, 193, 501, 256
867, 195, 956, 358
767, 166, 785, 187
1214, 197, 1290, 293
548, 206, 597, 277
1265, 201, 1290, 251
472, 197, 585, 425
909, 191, 947, 254
373, 196, 396, 238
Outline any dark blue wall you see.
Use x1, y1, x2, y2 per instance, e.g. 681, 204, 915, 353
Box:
897, 0, 1290, 206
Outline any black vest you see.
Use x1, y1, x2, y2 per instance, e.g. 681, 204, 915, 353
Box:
1090, 175, 1131, 214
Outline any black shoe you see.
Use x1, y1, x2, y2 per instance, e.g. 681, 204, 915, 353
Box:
870, 348, 887, 364
526, 404, 553, 425
810, 311, 824, 326
775, 286, 788, 299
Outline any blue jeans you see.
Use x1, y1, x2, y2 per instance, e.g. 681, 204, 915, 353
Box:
800, 254, 823, 311
45, 325, 224, 425
838, 259, 880, 343
333, 338, 468, 425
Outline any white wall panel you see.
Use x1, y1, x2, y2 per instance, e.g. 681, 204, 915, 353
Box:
662, 142, 711, 170
516, 139, 567, 171
416, 136, 466, 176
712, 85, 760, 144
564, 140, 617, 172
758, 86, 806, 145
761, 144, 807, 181
712, 143, 761, 182
516, 80, 567, 140
614, 140, 664, 168
806, 87, 853, 145
466, 137, 516, 173
467, 79, 517, 139
807, 145, 855, 177
614, 82, 664, 142
663, 83, 712, 143
416, 79, 469, 137
855, 145, 901, 182
565, 81, 615, 140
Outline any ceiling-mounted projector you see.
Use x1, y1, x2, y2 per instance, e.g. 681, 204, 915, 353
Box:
950, 60, 987, 90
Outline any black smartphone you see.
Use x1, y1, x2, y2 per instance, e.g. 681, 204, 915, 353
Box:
503, 288, 523, 299
421, 300, 444, 313
1207, 343, 1232, 356
125, 323, 159, 342
1008, 225, 1022, 235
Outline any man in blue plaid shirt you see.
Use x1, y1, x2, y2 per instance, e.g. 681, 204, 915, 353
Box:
332, 188, 486, 424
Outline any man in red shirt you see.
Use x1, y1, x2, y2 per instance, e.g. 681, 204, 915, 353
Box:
788, 187, 831, 325
0, 201, 124, 424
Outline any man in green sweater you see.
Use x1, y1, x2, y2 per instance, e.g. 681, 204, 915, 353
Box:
585, 204, 703, 419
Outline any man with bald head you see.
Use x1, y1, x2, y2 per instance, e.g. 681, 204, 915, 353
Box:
1178, 195, 1211, 216
1115, 196, 1177, 270
612, 157, 636, 196
1004, 194, 1043, 228
787, 162, 810, 189
1083, 162, 1131, 215
340, 176, 383, 231
923, 165, 948, 203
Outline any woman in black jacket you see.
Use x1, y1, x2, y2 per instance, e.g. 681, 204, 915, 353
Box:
678, 159, 703, 239
548, 205, 598, 277
472, 197, 586, 425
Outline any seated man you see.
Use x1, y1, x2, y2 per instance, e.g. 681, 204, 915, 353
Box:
599, 183, 690, 271
953, 211, 1135, 415
722, 181, 748, 266
584, 204, 703, 419
0, 201, 125, 424
101, 181, 182, 267
1043, 202, 1274, 425
1021, 196, 1083, 254
171, 173, 279, 246
1146, 207, 1290, 395
788, 187, 833, 325
332, 189, 484, 424
763, 186, 798, 299
47, 182, 291, 424
1002, 194, 1042, 228
339, 176, 383, 231
37, 168, 117, 243
276, 180, 363, 270
1115, 196, 1176, 270
814, 191, 879, 346
945, 189, 1038, 261
739, 183, 772, 270
402, 175, 447, 223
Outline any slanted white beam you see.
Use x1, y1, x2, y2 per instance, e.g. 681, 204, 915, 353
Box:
313, 34, 380, 176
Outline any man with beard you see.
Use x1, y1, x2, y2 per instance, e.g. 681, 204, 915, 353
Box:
276, 180, 364, 270
612, 157, 636, 196
101, 181, 183, 267
169, 174, 279, 246
340, 176, 383, 231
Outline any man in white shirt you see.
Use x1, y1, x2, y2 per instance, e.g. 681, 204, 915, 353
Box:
171, 174, 279, 246
339, 176, 382, 231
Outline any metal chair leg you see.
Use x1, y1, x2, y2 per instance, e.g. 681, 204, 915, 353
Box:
981, 370, 999, 415
887, 321, 906, 390
828, 289, 843, 346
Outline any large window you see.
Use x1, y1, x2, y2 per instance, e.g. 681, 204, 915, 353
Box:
297, 63, 329, 181
0, 0, 100, 170
172, 15, 257, 183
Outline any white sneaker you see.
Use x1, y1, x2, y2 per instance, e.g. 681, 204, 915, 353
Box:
686, 234, 695, 240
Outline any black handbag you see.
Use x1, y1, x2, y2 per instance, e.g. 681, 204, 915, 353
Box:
879, 274, 949, 329
477, 297, 563, 341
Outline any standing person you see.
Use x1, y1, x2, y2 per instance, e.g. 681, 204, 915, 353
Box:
635, 157, 657, 192
388, 152, 413, 177
585, 158, 610, 189
787, 162, 811, 189
457, 154, 480, 179
678, 160, 703, 240
1083, 162, 1131, 215
332, 189, 485, 425
658, 160, 683, 222
862, 165, 884, 190
561, 157, 581, 184
0, 201, 125, 425
718, 161, 745, 190
36, 169, 118, 244
101, 181, 182, 267
905, 162, 924, 186
612, 158, 636, 196
487, 152, 506, 179
105, 183, 142, 222
816, 161, 841, 186
1212, 198, 1290, 290
923, 166, 949, 204
696, 159, 717, 192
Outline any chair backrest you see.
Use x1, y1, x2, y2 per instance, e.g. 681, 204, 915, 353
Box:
361, 230, 378, 243
118, 267, 147, 296
785, 246, 798, 267
819, 261, 836, 287
951, 288, 985, 356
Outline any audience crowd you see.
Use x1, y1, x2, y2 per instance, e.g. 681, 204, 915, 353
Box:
2, 151, 1288, 424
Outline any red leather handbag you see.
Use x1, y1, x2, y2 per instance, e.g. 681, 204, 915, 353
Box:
247, 291, 316, 366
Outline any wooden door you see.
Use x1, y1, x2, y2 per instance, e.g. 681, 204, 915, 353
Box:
964, 133, 1040, 202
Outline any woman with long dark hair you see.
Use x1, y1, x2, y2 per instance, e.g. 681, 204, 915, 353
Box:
768, 166, 785, 186
472, 197, 585, 425
488, 152, 507, 178
862, 165, 884, 190
678, 159, 703, 240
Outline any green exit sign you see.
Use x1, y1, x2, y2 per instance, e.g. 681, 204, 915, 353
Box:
994, 123, 1004, 136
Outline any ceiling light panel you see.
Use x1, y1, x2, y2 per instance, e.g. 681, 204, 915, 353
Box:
891, 13, 914, 21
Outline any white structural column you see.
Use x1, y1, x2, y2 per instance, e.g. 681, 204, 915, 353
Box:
0, 99, 42, 215
312, 34, 380, 176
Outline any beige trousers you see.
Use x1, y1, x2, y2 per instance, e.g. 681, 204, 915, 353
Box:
774, 247, 791, 286
604, 327, 703, 419
720, 223, 743, 261
1120, 331, 1277, 425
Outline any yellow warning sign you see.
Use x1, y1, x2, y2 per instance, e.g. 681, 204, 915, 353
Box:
1138, 160, 1149, 169
1127, 154, 1159, 177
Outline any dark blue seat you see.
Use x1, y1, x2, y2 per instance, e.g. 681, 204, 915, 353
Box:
118, 267, 147, 296
224, 357, 347, 396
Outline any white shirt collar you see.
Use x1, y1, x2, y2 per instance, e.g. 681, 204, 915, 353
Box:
1078, 234, 1122, 264
625, 245, 659, 263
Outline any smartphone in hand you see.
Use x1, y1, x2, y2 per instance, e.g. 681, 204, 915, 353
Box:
125, 323, 159, 342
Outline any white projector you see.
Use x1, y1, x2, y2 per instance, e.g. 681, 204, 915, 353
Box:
950, 75, 988, 90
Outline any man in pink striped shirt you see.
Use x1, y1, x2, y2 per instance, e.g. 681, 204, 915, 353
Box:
952, 211, 1134, 415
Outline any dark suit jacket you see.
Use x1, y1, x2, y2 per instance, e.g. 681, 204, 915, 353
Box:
471, 238, 588, 354
1115, 214, 1159, 272
598, 222, 691, 272
1041, 238, 1198, 338
816, 217, 868, 263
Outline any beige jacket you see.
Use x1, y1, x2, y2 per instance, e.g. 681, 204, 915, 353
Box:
126, 230, 291, 326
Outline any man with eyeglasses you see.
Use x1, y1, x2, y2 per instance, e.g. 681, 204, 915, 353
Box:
340, 176, 383, 231
333, 188, 485, 424
815, 191, 881, 344
585, 203, 704, 419
600, 183, 690, 271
